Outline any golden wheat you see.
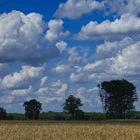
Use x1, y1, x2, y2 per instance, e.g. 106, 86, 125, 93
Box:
0, 121, 139, 140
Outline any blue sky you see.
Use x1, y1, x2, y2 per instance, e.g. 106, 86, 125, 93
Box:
0, 0, 140, 113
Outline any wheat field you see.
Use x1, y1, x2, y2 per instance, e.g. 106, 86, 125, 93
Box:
0, 121, 139, 140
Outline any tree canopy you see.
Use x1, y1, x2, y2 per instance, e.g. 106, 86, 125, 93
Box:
98, 79, 138, 119
23, 99, 42, 120
63, 95, 83, 119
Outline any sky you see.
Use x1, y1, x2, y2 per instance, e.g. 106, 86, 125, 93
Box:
0, 0, 140, 113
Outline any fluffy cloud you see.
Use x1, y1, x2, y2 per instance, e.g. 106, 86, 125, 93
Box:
52, 46, 88, 75
97, 38, 139, 75
111, 42, 140, 75
94, 38, 133, 60
36, 79, 68, 98
104, 0, 140, 16
50, 80, 68, 96
0, 65, 45, 90
45, 19, 69, 43
55, 0, 140, 19
0, 11, 60, 65
52, 64, 70, 73
11, 86, 33, 96
56, 41, 67, 53
55, 83, 68, 95
80, 38, 140, 84
70, 73, 81, 82
54, 0, 104, 19
76, 14, 140, 40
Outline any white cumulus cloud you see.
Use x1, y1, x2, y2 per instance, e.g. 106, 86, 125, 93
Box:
76, 14, 140, 40
45, 19, 69, 43
0, 11, 60, 65
55, 0, 104, 19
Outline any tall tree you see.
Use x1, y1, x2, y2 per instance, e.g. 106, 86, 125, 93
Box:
0, 107, 7, 120
98, 79, 138, 119
23, 99, 42, 120
63, 95, 83, 119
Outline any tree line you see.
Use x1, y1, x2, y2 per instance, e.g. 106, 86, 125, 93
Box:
0, 79, 139, 120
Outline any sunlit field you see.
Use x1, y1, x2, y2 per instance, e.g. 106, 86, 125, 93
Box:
0, 121, 140, 140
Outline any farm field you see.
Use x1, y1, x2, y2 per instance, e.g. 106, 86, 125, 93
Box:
0, 121, 140, 140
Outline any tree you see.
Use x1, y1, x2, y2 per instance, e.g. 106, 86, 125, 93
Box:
63, 95, 83, 119
98, 79, 138, 119
0, 107, 7, 120
23, 99, 42, 120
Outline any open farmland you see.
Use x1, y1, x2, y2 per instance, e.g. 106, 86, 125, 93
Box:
0, 121, 140, 140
